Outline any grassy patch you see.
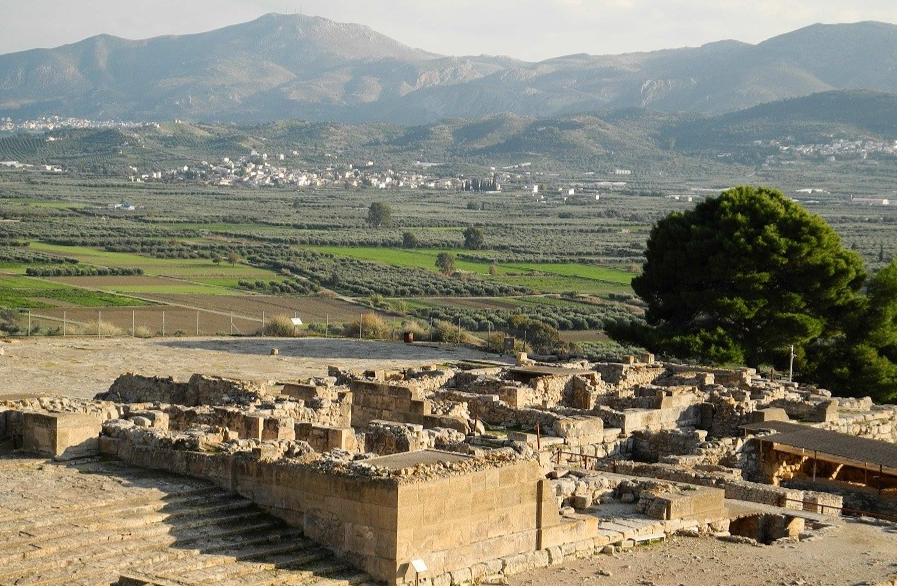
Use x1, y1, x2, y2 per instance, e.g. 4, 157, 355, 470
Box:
310, 246, 635, 294
494, 275, 632, 295
28, 242, 278, 279
0, 276, 148, 308
505, 263, 635, 285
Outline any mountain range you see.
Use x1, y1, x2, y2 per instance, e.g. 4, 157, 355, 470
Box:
2, 14, 897, 124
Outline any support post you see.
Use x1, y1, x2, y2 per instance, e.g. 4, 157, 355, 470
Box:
132, 310, 135, 337
196, 311, 199, 336
789, 345, 795, 383
98, 310, 101, 337
27, 309, 31, 336
63, 311, 66, 336
162, 310, 165, 337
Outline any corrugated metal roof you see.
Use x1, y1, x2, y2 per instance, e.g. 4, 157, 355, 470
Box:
756, 425, 897, 470
741, 421, 811, 434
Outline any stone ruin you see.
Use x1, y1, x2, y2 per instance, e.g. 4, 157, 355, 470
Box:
2, 357, 897, 585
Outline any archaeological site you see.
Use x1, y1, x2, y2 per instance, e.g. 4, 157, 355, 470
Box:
2, 350, 897, 586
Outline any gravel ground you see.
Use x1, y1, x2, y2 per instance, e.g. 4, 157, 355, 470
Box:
0, 336, 507, 399
510, 523, 897, 586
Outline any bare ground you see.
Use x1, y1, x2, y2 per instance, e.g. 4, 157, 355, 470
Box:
509, 521, 897, 586
0, 336, 507, 399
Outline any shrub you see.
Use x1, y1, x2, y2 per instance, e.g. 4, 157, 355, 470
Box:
67, 320, 123, 337
343, 313, 393, 340
262, 314, 299, 337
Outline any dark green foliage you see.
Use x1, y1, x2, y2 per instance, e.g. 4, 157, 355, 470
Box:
805, 257, 897, 402
237, 277, 318, 296
463, 226, 486, 250
504, 314, 565, 354
402, 232, 419, 249
411, 298, 628, 332
629, 186, 866, 367
25, 266, 143, 277
435, 252, 456, 275
366, 202, 392, 228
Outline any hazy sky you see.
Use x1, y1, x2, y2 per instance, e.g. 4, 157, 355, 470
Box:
1, 0, 896, 60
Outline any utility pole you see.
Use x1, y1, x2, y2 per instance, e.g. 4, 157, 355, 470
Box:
789, 345, 795, 383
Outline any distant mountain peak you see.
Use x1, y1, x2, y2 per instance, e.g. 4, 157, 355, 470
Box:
1, 18, 897, 123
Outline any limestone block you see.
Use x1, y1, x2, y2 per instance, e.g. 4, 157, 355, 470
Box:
131, 416, 152, 427
572, 493, 593, 509
22, 412, 103, 460
449, 567, 472, 585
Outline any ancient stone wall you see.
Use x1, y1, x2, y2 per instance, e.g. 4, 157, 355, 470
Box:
594, 363, 664, 390
602, 459, 841, 513
594, 402, 703, 435
98, 420, 569, 585
350, 380, 472, 432
629, 429, 706, 463
823, 406, 897, 442
100, 373, 271, 406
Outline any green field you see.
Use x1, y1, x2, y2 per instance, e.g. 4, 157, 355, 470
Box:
0, 275, 148, 308
28, 242, 279, 279
505, 263, 635, 285
311, 246, 636, 294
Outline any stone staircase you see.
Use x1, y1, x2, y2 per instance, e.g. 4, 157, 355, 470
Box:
0, 455, 373, 586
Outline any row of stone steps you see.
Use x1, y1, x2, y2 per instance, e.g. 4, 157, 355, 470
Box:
0, 456, 373, 586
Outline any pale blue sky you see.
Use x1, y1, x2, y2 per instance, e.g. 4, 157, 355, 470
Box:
1, 0, 896, 60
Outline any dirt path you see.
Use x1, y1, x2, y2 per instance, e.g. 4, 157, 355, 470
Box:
510, 521, 897, 586
0, 336, 508, 399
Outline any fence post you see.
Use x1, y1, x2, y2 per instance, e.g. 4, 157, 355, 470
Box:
63, 311, 66, 337
98, 310, 101, 337
359, 313, 363, 340
230, 312, 234, 336
162, 311, 165, 337
325, 314, 329, 338
196, 311, 199, 336
132, 310, 135, 337
262, 311, 265, 333
27, 309, 31, 336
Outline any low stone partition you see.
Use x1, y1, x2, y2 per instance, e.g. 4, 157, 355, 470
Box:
595, 401, 703, 435
350, 379, 468, 431
594, 363, 665, 389
295, 422, 358, 453
99, 373, 272, 406
601, 460, 841, 515
435, 390, 562, 432
630, 429, 708, 463
769, 397, 839, 424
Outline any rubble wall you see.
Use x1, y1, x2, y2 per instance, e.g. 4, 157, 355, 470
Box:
100, 373, 270, 406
